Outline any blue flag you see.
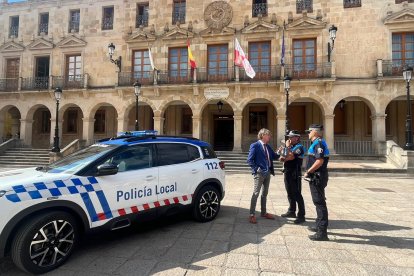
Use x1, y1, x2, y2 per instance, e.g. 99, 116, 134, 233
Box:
280, 23, 285, 66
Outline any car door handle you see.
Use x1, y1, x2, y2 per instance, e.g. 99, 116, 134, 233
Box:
145, 175, 155, 181
191, 169, 199, 174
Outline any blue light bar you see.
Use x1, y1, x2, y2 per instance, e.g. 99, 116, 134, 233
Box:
117, 130, 158, 137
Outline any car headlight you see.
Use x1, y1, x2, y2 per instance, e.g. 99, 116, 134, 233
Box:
0, 190, 6, 198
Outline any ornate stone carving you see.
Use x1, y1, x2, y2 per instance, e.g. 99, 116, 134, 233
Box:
204, 1, 233, 30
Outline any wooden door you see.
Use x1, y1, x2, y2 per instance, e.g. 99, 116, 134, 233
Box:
6, 58, 19, 91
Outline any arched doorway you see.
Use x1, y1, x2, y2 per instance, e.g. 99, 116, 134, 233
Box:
92, 104, 118, 141
127, 103, 154, 131
61, 105, 84, 147
31, 106, 51, 149
201, 100, 234, 151
242, 99, 277, 151
0, 106, 21, 142
385, 96, 414, 148
163, 101, 193, 137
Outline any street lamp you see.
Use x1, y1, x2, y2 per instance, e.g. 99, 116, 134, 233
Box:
217, 101, 224, 112
403, 64, 413, 150
283, 74, 292, 135
327, 24, 338, 62
133, 80, 141, 131
108, 42, 122, 71
51, 87, 62, 152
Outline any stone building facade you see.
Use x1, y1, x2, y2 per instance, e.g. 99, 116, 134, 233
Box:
0, 0, 413, 153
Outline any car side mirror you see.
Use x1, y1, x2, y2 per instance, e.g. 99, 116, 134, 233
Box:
96, 163, 118, 176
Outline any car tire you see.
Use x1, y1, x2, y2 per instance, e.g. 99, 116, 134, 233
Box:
11, 211, 79, 274
192, 185, 221, 222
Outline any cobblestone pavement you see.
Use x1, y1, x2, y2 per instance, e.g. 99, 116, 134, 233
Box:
1, 174, 413, 275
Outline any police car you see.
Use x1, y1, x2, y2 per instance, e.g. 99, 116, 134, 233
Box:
0, 131, 225, 274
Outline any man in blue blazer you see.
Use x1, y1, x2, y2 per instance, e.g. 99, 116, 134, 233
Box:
247, 128, 278, 224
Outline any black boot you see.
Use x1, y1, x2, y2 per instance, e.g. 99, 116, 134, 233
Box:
307, 226, 317, 232
294, 217, 305, 224
281, 211, 296, 218
309, 231, 329, 241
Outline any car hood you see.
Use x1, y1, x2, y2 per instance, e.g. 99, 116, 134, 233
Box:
0, 167, 72, 192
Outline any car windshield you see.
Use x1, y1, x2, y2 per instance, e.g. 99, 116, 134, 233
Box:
45, 143, 117, 174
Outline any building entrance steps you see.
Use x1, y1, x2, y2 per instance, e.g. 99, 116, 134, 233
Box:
215, 151, 409, 175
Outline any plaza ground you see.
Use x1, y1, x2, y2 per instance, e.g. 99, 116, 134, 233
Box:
0, 173, 413, 275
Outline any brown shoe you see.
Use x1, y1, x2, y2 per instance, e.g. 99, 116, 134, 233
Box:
249, 215, 257, 224
261, 213, 275, 220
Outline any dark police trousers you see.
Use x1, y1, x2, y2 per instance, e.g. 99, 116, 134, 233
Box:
284, 169, 305, 218
309, 171, 329, 232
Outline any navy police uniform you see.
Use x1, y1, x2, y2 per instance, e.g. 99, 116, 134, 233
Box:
306, 135, 330, 235
283, 138, 306, 220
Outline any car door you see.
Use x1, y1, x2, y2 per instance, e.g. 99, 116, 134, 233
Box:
93, 144, 159, 222
156, 143, 203, 207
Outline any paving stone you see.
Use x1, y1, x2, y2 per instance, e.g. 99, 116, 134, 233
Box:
85, 256, 127, 274
149, 262, 187, 276
291, 259, 331, 275
327, 262, 369, 276
115, 258, 157, 276
186, 265, 223, 276
225, 253, 259, 270
259, 256, 292, 273
224, 268, 259, 276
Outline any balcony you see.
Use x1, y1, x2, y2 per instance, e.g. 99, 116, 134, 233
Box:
252, 3, 267, 17
118, 71, 154, 86
21, 77, 49, 91
172, 12, 185, 25
136, 14, 149, 28
38, 23, 48, 35
0, 78, 18, 92
381, 60, 414, 77
344, 0, 361, 8
102, 17, 113, 30
52, 75, 86, 89
284, 63, 332, 79
69, 21, 80, 33
9, 26, 19, 38
239, 65, 282, 81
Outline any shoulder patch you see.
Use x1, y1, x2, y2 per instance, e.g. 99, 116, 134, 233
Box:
295, 148, 302, 154
317, 148, 324, 154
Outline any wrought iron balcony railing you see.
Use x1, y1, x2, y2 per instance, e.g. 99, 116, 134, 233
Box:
382, 60, 414, 77
102, 17, 113, 30
52, 75, 85, 89
136, 14, 149, 27
0, 78, 18, 92
9, 26, 19, 38
38, 23, 48, 35
344, 0, 361, 8
172, 12, 185, 24
69, 21, 80, 32
284, 63, 332, 79
118, 71, 154, 86
21, 77, 49, 91
239, 65, 282, 81
296, 0, 313, 14
252, 3, 268, 17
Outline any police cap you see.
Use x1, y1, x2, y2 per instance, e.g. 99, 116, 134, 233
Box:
286, 130, 301, 137
305, 124, 323, 133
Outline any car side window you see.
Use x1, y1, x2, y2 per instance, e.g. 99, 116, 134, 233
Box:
157, 143, 199, 166
103, 144, 153, 172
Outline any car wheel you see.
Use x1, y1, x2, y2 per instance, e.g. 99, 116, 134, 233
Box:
193, 185, 221, 222
11, 211, 79, 274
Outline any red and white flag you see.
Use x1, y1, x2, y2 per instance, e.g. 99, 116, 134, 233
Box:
234, 38, 256, 79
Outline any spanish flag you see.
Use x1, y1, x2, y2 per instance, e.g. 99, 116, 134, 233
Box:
187, 40, 196, 69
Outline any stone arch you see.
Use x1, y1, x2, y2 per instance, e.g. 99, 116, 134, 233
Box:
123, 97, 155, 131
87, 102, 119, 140
290, 94, 329, 116
158, 95, 196, 117
198, 97, 239, 117
332, 95, 377, 117
0, 105, 22, 141
122, 97, 157, 120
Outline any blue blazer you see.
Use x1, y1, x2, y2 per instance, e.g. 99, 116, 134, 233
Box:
247, 141, 278, 175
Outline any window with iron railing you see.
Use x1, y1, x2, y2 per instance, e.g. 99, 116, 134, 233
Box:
252, 0, 267, 17
392, 32, 414, 75
296, 0, 313, 14
172, 0, 186, 25
344, 0, 361, 8
69, 10, 80, 32
38, 13, 49, 35
169, 47, 188, 83
66, 55, 82, 83
102, 6, 114, 30
396, 0, 414, 3
136, 3, 149, 27
9, 16, 19, 38
133, 50, 152, 82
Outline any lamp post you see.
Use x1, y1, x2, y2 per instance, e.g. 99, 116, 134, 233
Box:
133, 80, 141, 131
51, 87, 62, 152
327, 25, 338, 62
403, 65, 414, 150
283, 74, 292, 135
108, 42, 122, 71
217, 101, 224, 112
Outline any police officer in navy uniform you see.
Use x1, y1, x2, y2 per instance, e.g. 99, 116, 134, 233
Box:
279, 130, 306, 224
303, 124, 330, 241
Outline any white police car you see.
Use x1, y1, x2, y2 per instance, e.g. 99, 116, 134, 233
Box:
0, 131, 225, 274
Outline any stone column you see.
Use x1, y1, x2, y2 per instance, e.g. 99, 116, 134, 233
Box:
276, 115, 287, 144
117, 117, 128, 133
377, 59, 383, 77
49, 119, 63, 147
20, 119, 34, 147
371, 113, 387, 154
0, 118, 4, 141
233, 114, 243, 152
82, 117, 95, 145
324, 114, 335, 154
192, 115, 201, 139
153, 116, 165, 135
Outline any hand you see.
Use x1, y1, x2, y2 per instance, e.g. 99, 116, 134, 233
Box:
304, 172, 309, 178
